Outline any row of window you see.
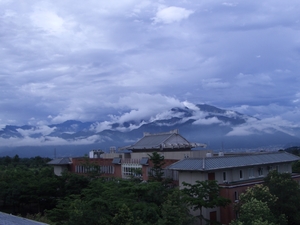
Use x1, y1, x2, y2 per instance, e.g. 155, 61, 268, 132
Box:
75, 165, 114, 174
122, 166, 179, 179
146, 167, 179, 180
222, 164, 289, 182
122, 165, 142, 177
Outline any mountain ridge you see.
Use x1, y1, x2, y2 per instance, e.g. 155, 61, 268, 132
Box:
0, 103, 299, 157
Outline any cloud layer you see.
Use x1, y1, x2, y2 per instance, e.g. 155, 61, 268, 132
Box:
1, 100, 299, 148
0, 0, 300, 132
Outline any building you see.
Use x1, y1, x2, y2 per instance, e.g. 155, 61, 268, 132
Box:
47, 130, 300, 224
168, 151, 300, 224
47, 157, 72, 176
48, 130, 210, 181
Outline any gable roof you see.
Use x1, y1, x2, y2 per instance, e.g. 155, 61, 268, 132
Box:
47, 157, 72, 165
0, 212, 48, 225
120, 130, 206, 151
168, 151, 300, 171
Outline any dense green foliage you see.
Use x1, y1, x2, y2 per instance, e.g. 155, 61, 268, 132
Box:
231, 185, 284, 225
0, 155, 56, 214
0, 155, 90, 222
231, 199, 278, 225
264, 171, 300, 225
3, 153, 300, 225
0, 154, 228, 225
231, 171, 300, 225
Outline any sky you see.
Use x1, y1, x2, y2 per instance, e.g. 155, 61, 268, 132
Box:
1, 0, 300, 130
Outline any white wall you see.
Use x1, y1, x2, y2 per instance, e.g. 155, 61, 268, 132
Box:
53, 165, 68, 176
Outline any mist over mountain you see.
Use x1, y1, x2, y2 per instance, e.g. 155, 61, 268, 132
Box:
1, 104, 299, 157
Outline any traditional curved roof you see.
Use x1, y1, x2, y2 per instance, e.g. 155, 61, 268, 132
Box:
119, 130, 206, 152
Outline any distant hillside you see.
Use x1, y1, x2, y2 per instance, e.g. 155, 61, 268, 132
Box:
0, 104, 300, 157
285, 146, 300, 155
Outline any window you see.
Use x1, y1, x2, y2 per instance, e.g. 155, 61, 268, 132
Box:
258, 167, 263, 176
268, 165, 273, 171
239, 170, 243, 179
248, 168, 254, 178
234, 191, 239, 201
267, 165, 279, 172
122, 164, 142, 178
223, 171, 227, 182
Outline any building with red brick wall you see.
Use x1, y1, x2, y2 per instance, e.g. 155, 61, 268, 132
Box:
47, 130, 300, 224
168, 151, 300, 225
48, 130, 210, 181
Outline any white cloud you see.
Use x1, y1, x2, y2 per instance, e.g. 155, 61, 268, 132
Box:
151, 110, 184, 122
0, 134, 109, 147
183, 101, 200, 111
226, 127, 254, 136
152, 6, 194, 24
226, 116, 298, 137
90, 121, 112, 133
16, 126, 56, 137
193, 116, 222, 125
31, 10, 66, 34
202, 78, 230, 89
110, 93, 183, 122
235, 73, 274, 87
222, 2, 237, 7
292, 92, 300, 103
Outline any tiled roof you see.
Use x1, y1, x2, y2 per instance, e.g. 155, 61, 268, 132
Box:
0, 212, 48, 225
47, 157, 72, 165
120, 130, 206, 151
168, 152, 300, 171
131, 133, 174, 149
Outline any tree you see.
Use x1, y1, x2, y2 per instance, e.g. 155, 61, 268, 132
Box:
148, 152, 165, 182
13, 154, 20, 164
264, 170, 300, 225
232, 184, 284, 225
158, 188, 193, 225
230, 198, 277, 225
236, 185, 277, 210
47, 178, 169, 225
292, 160, 300, 173
182, 180, 231, 225
80, 156, 102, 178
112, 204, 135, 225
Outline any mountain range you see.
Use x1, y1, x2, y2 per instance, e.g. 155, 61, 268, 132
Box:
1, 104, 300, 157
